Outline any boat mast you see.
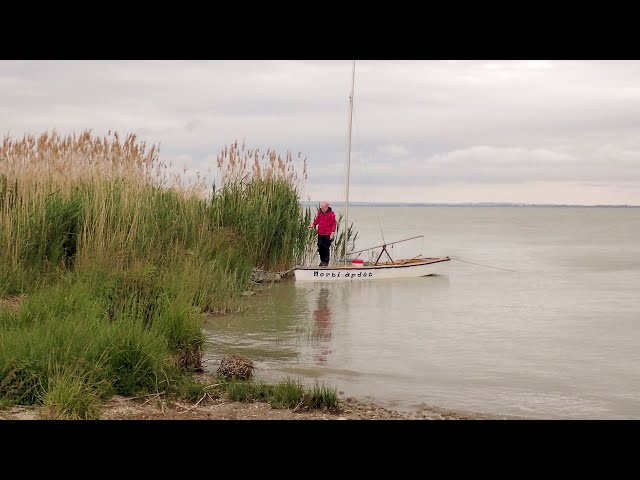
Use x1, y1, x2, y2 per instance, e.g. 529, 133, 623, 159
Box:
344, 60, 356, 266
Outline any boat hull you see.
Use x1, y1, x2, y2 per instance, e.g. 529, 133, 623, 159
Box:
294, 257, 450, 281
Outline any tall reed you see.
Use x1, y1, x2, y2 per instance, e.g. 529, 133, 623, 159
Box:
0, 131, 313, 416
211, 141, 313, 270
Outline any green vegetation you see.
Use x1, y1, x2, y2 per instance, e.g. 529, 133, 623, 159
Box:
224, 377, 339, 411
0, 131, 324, 419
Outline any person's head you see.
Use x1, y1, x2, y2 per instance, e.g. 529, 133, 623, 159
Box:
320, 201, 329, 212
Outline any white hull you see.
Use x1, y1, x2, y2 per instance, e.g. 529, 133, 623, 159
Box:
294, 257, 450, 282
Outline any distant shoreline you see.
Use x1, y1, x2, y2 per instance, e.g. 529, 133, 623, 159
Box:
302, 202, 640, 208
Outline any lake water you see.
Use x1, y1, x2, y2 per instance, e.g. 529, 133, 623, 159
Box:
203, 206, 640, 419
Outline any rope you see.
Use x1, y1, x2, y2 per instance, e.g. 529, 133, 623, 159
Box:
274, 266, 296, 276
450, 257, 518, 272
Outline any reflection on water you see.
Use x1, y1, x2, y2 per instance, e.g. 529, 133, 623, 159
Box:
203, 274, 456, 399
312, 288, 332, 364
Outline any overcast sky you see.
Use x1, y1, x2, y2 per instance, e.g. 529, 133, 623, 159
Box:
2, 60, 639, 205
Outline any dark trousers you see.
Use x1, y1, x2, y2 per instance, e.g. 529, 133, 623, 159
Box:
317, 235, 332, 264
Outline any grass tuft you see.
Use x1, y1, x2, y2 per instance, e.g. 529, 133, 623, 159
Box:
221, 376, 339, 412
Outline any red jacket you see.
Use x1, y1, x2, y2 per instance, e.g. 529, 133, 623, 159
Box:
312, 207, 337, 235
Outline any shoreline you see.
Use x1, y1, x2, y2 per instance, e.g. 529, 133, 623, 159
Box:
0, 393, 481, 420
0, 393, 519, 420
0, 372, 516, 421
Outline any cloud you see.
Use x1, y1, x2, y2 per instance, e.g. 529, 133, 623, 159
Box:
377, 144, 409, 157
1, 60, 640, 204
308, 144, 640, 187
307, 181, 640, 205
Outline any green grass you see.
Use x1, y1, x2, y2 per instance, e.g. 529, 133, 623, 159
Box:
211, 178, 313, 271
223, 377, 340, 412
308, 382, 339, 410
0, 275, 184, 405
39, 367, 103, 420
175, 375, 210, 402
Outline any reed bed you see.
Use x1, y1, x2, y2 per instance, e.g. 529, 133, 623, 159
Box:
0, 130, 314, 418
211, 141, 314, 270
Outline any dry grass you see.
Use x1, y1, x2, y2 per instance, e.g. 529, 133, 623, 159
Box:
0, 295, 25, 311
1, 130, 166, 192
216, 139, 308, 186
217, 354, 255, 380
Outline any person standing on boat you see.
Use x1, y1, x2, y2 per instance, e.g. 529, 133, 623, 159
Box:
308, 201, 336, 267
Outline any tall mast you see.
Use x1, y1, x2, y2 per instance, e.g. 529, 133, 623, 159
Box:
344, 60, 356, 265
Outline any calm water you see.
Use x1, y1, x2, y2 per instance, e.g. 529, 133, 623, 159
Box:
203, 207, 640, 419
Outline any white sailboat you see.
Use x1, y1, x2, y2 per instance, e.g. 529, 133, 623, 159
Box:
294, 61, 450, 282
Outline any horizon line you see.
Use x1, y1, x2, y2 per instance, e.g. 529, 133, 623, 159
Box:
302, 201, 640, 208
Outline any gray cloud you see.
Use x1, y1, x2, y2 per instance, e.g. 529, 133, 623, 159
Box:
1, 60, 639, 204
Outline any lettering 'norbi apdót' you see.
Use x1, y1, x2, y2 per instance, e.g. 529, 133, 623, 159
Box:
313, 271, 374, 278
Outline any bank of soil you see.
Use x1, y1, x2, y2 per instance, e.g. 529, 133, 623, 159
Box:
0, 395, 483, 420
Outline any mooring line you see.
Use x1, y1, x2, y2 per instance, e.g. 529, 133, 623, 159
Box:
450, 257, 518, 273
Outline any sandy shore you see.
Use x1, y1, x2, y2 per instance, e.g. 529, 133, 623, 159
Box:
0, 395, 484, 420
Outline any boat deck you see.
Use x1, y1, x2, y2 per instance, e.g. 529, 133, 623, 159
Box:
296, 256, 450, 270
